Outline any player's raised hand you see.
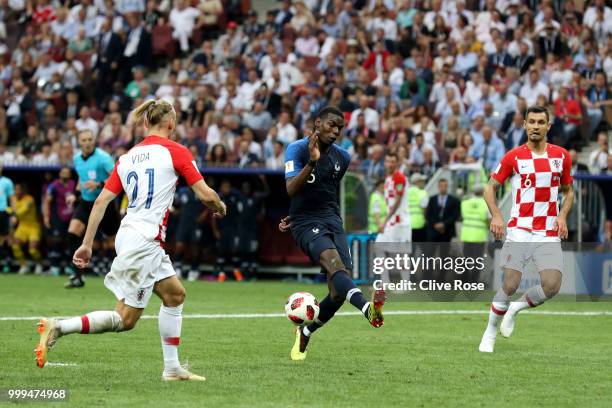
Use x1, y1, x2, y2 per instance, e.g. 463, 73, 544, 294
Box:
279, 216, 291, 232
308, 130, 320, 162
555, 216, 568, 240
490, 214, 505, 241
73, 245, 92, 269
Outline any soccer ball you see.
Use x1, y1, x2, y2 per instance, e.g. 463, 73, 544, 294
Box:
285, 292, 320, 325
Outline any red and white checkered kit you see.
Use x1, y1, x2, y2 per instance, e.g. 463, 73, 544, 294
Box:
491, 144, 573, 237
384, 170, 410, 226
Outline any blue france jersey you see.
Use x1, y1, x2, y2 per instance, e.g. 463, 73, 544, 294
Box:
284, 137, 351, 223
0, 176, 15, 211
73, 148, 115, 202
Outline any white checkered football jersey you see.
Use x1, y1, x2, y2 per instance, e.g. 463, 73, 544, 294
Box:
384, 170, 411, 226
491, 144, 573, 237
105, 135, 203, 243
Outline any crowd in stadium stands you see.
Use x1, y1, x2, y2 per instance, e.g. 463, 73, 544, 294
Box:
0, 0, 612, 276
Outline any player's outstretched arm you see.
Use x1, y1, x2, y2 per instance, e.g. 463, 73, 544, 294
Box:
484, 178, 504, 241
73, 188, 117, 268
190, 179, 226, 217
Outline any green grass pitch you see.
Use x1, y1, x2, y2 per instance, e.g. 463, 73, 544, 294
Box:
0, 275, 610, 407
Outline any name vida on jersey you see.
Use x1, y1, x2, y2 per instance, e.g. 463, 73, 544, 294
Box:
132, 153, 150, 164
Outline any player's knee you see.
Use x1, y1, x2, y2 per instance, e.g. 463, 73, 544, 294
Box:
164, 289, 186, 307
502, 280, 519, 296
541, 280, 560, 298
118, 313, 139, 331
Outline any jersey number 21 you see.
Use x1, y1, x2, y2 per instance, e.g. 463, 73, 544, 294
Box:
126, 168, 155, 209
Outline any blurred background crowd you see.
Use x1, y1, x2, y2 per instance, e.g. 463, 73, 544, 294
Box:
0, 0, 611, 278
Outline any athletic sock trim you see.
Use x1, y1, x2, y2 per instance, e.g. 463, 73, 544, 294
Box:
164, 336, 181, 346
491, 305, 507, 315
346, 288, 361, 302
526, 296, 536, 308
302, 326, 311, 337
80, 315, 90, 334
361, 303, 370, 315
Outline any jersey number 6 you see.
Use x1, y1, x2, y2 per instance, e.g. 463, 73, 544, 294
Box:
126, 168, 155, 209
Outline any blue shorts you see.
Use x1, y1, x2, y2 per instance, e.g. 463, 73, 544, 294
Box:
291, 222, 352, 272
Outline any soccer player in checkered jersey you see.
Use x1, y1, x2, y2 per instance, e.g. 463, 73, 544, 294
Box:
35, 99, 227, 380
479, 105, 574, 353
375, 151, 412, 243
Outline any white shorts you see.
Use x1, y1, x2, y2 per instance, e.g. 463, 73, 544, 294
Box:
375, 224, 412, 243
104, 226, 176, 308
499, 228, 564, 273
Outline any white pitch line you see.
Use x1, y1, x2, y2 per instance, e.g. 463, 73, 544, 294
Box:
1, 310, 611, 321
45, 362, 78, 367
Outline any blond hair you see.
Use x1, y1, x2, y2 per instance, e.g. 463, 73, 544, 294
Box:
130, 99, 176, 128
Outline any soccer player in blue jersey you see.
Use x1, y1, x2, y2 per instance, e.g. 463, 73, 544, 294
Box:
65, 129, 120, 288
279, 106, 386, 361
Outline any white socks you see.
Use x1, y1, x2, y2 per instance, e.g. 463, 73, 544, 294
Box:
512, 284, 547, 313
159, 304, 183, 370
59, 311, 124, 334
485, 289, 510, 336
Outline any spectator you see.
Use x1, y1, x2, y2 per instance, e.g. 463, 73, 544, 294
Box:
295, 25, 319, 57
581, 72, 611, 139
554, 87, 582, 147
276, 111, 298, 145
31, 141, 59, 166
589, 132, 609, 174
512, 41, 535, 75
58, 49, 84, 93
360, 144, 385, 192
348, 95, 380, 132
349, 113, 376, 145
121, 12, 152, 82
75, 106, 99, 136
520, 68, 550, 106
468, 125, 504, 173
503, 111, 527, 150
68, 27, 93, 53
266, 140, 285, 170
208, 143, 228, 166
236, 139, 260, 168
408, 132, 439, 170
169, 0, 201, 54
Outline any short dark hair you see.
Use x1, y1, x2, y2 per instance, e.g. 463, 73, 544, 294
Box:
315, 106, 343, 120
385, 151, 398, 160
525, 105, 550, 122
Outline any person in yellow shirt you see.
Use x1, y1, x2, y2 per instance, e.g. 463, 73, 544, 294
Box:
12, 183, 43, 274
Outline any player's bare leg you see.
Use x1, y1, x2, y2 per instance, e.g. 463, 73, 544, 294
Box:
154, 276, 205, 381
35, 300, 139, 368
501, 269, 561, 338
479, 268, 521, 353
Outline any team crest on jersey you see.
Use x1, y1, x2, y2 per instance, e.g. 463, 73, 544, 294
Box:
136, 289, 145, 303
552, 159, 562, 171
